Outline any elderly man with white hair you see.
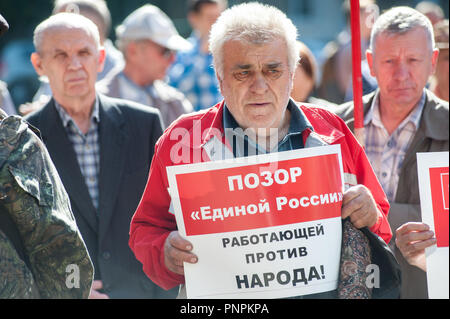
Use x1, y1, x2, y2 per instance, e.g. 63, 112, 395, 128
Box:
130, 3, 397, 299
336, 7, 449, 299
25, 12, 176, 299
28, 0, 124, 113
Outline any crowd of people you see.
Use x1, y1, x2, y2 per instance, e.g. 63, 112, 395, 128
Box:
0, 0, 448, 300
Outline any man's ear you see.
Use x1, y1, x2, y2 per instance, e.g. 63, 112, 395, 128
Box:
430, 48, 439, 75
366, 49, 375, 77
187, 12, 199, 30
97, 46, 106, 73
216, 71, 224, 95
289, 70, 295, 94
124, 41, 138, 63
30, 52, 45, 76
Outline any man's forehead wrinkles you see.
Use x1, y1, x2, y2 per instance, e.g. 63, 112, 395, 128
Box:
232, 61, 283, 70
246, 52, 278, 61
45, 44, 90, 55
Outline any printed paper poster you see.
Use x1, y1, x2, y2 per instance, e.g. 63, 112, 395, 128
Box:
167, 145, 344, 299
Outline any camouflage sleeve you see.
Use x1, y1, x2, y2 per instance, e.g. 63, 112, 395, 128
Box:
0, 229, 40, 298
0, 115, 94, 298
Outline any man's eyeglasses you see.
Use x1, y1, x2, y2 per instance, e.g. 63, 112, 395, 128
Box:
137, 39, 175, 58
161, 47, 175, 58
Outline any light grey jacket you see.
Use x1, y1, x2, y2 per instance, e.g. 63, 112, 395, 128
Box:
98, 70, 193, 128
335, 89, 449, 299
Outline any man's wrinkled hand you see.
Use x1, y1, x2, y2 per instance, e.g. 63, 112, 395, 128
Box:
395, 222, 436, 272
164, 231, 198, 275
342, 184, 380, 229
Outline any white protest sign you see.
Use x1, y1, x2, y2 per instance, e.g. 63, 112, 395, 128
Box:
167, 145, 345, 299
417, 152, 449, 299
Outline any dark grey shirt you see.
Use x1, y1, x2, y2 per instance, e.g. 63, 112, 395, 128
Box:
223, 99, 313, 158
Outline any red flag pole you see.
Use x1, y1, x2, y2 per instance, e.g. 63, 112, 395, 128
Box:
350, 0, 365, 147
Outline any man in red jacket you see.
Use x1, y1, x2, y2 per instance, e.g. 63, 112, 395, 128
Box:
130, 3, 393, 295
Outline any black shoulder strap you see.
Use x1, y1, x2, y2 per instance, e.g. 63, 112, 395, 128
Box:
0, 207, 32, 269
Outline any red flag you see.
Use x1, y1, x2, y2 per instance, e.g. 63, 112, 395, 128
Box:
350, 0, 365, 146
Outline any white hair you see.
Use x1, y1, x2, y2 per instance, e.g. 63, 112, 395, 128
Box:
209, 2, 299, 78
33, 12, 101, 53
370, 6, 435, 54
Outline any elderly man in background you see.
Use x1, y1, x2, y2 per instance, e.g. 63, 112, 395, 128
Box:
336, 7, 449, 299
22, 0, 124, 115
53, 0, 124, 82
130, 3, 398, 299
415, 1, 445, 25
98, 5, 193, 128
25, 12, 176, 299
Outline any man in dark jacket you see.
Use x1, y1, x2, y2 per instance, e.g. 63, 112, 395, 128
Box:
25, 12, 176, 298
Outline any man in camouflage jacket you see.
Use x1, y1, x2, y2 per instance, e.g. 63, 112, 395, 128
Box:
0, 109, 94, 298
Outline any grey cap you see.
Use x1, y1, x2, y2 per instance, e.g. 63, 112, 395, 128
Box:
116, 4, 192, 51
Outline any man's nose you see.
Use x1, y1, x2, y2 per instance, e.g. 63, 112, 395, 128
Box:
250, 72, 269, 94
393, 61, 410, 81
67, 55, 82, 69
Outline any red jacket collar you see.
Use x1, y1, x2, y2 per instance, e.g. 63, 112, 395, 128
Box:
185, 101, 345, 150
299, 104, 345, 145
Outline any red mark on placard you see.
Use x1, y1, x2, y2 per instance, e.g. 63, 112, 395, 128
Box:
429, 167, 449, 247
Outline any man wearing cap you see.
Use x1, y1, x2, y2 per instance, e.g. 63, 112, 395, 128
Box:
335, 7, 449, 298
25, 12, 176, 298
98, 5, 193, 127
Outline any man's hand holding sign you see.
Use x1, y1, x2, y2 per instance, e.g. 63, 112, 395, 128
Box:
165, 230, 196, 275
341, 185, 381, 230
